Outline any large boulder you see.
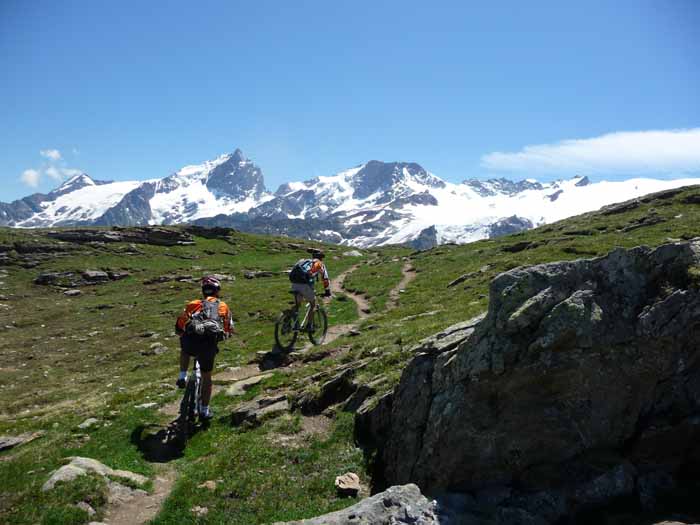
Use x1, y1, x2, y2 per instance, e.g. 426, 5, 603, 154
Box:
361, 240, 700, 519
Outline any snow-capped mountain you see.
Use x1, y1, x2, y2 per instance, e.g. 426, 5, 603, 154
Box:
1, 149, 271, 228
233, 162, 699, 247
2, 149, 699, 248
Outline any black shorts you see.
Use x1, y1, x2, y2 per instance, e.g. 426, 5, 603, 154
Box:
179, 334, 219, 373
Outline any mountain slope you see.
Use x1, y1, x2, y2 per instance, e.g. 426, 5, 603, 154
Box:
2, 185, 700, 524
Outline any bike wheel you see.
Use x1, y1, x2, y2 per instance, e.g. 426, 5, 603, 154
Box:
274, 310, 298, 350
308, 306, 328, 345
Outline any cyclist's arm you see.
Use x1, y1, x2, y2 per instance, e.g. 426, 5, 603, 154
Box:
311, 261, 330, 289
176, 301, 200, 335
321, 263, 330, 289
220, 303, 234, 338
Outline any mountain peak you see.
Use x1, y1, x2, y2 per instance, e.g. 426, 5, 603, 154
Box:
351, 160, 445, 199
205, 149, 266, 199
49, 173, 97, 197
60, 173, 94, 187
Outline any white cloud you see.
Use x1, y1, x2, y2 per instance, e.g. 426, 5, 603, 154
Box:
62, 168, 83, 178
481, 128, 700, 176
20, 169, 41, 188
45, 166, 63, 181
40, 149, 62, 161
19, 149, 83, 188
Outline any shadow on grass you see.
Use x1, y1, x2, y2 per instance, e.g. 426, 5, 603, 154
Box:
130, 420, 208, 463
259, 343, 296, 370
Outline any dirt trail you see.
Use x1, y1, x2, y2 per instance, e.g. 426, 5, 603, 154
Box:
320, 264, 371, 345
388, 262, 417, 308
139, 261, 416, 522
102, 464, 177, 525
314, 260, 415, 346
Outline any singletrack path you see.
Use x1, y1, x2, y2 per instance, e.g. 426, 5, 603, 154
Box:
321, 264, 370, 345
388, 262, 417, 309
315, 259, 415, 346
102, 463, 176, 525
145, 259, 416, 523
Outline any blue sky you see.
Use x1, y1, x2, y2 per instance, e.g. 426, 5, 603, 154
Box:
1, 0, 699, 201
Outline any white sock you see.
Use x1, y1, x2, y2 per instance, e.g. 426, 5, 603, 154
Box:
178, 371, 187, 380
201, 405, 209, 413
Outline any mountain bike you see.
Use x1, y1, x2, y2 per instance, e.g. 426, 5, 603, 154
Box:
274, 292, 328, 351
178, 358, 202, 439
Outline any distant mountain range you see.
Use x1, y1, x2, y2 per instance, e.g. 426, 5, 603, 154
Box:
2, 148, 699, 248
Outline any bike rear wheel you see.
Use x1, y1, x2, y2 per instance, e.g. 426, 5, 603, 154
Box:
308, 306, 328, 345
275, 310, 298, 350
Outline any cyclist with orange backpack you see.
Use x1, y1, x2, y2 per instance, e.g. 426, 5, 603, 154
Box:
175, 276, 233, 420
289, 249, 331, 330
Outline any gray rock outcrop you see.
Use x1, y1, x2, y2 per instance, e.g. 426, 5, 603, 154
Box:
361, 240, 700, 521
47, 227, 194, 246
231, 395, 289, 427
274, 484, 440, 524
0, 431, 44, 452
43, 456, 148, 492
410, 226, 438, 251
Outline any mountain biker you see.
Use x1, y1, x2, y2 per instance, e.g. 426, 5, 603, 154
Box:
175, 276, 233, 420
290, 249, 331, 330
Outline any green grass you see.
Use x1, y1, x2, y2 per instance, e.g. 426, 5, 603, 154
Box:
2, 185, 700, 523
152, 413, 363, 525
0, 229, 363, 524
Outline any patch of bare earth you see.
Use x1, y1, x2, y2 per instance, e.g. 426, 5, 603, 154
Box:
101, 464, 176, 525
269, 415, 333, 448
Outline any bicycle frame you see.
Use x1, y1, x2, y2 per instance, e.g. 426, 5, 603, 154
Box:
180, 358, 202, 421
276, 292, 328, 350
297, 302, 313, 331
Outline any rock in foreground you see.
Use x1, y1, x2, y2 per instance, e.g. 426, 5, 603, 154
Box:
273, 484, 440, 524
362, 240, 700, 521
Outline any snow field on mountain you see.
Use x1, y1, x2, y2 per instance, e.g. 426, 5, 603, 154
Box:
381, 176, 700, 247
17, 180, 142, 227
149, 176, 270, 225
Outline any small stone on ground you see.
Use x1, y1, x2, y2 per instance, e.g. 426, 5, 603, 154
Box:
335, 472, 361, 497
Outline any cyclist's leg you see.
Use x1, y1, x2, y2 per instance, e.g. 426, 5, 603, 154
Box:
177, 336, 192, 388
198, 345, 216, 418
293, 290, 304, 328
304, 285, 316, 331
308, 297, 316, 331
180, 350, 190, 374
201, 371, 212, 405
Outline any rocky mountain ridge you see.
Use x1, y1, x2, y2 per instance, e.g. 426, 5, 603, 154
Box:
3, 149, 699, 249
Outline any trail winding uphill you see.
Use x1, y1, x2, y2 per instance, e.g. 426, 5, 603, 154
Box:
145, 260, 417, 523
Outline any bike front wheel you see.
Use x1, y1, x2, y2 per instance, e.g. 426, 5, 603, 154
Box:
275, 310, 298, 351
308, 306, 328, 346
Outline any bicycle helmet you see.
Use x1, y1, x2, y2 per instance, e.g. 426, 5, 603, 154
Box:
201, 276, 222, 295
308, 248, 325, 259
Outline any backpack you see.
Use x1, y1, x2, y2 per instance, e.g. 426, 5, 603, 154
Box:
289, 258, 314, 284
186, 299, 225, 340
